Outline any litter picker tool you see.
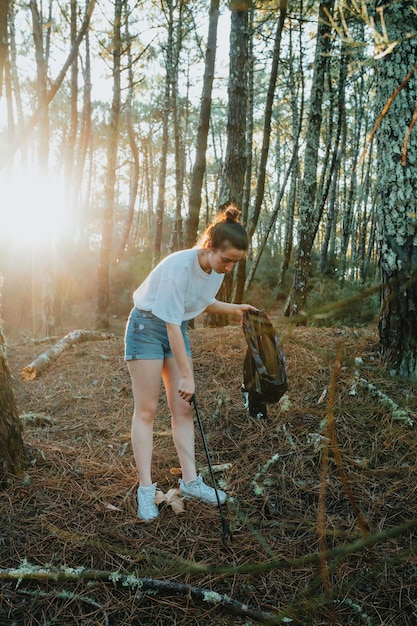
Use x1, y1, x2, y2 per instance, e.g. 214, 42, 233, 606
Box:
190, 394, 233, 547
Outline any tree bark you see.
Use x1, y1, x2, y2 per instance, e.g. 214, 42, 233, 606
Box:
247, 5, 287, 240
29, 0, 49, 168
283, 0, 335, 320
117, 8, 140, 260
218, 4, 249, 208
73, 1, 92, 242
376, 1, 417, 379
185, 0, 220, 249
0, 285, 24, 480
318, 47, 348, 274
169, 2, 186, 253
154, 0, 174, 264
206, 3, 250, 326
96, 0, 122, 329
0, 0, 8, 97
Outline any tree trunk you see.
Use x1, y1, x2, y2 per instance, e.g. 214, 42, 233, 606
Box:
96, 0, 122, 329
283, 0, 335, 320
375, 2, 417, 379
29, 0, 49, 168
185, 0, 220, 249
247, 5, 287, 240
73, 2, 92, 242
117, 9, 139, 260
277, 19, 304, 291
318, 47, 348, 274
245, 145, 298, 292
218, 4, 249, 208
0, 0, 8, 97
207, 2, 250, 325
234, 4, 254, 305
169, 2, 186, 253
0, 286, 24, 481
154, 0, 175, 264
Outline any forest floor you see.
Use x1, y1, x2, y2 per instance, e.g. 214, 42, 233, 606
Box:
1, 311, 417, 625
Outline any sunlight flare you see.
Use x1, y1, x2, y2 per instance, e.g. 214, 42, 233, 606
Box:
0, 171, 70, 247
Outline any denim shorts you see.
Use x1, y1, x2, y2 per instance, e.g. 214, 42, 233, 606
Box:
124, 308, 191, 361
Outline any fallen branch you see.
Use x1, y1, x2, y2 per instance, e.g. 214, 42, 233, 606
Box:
350, 357, 414, 427
0, 561, 277, 624
21, 330, 114, 381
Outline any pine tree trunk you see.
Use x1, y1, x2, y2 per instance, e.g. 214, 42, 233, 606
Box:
0, 0, 8, 96
0, 298, 24, 481
376, 2, 417, 379
218, 5, 249, 207
96, 0, 121, 330
283, 0, 335, 320
117, 10, 139, 260
247, 5, 287, 239
207, 2, 250, 326
185, 0, 220, 249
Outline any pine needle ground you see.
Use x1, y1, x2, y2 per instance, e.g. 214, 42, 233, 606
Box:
2, 315, 417, 625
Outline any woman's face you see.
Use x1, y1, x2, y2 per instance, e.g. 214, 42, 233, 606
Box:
208, 243, 246, 274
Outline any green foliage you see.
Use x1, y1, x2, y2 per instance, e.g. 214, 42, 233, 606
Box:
307, 276, 379, 327
244, 244, 379, 326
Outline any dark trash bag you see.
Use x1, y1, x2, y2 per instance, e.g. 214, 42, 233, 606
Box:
241, 310, 288, 419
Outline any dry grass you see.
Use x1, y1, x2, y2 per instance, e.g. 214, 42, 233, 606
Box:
1, 313, 417, 625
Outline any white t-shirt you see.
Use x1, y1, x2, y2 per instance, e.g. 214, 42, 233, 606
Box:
133, 248, 224, 325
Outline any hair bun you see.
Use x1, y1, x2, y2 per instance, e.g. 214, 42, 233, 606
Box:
224, 206, 241, 223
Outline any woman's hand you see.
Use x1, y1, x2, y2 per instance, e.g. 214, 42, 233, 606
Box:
178, 373, 195, 402
205, 301, 258, 318
232, 303, 258, 317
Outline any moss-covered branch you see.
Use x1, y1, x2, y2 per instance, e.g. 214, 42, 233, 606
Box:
0, 560, 277, 624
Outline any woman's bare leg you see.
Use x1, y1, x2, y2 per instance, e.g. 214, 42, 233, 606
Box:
163, 356, 197, 484
127, 359, 163, 486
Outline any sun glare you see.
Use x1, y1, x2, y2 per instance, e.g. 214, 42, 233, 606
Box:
1, 171, 70, 248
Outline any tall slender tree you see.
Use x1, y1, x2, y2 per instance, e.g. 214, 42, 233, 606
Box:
96, 0, 122, 329
283, 0, 335, 319
247, 3, 287, 240
0, 0, 8, 97
185, 0, 220, 249
218, 0, 250, 208
375, 2, 417, 379
209, 0, 250, 324
117, 2, 140, 260
29, 0, 49, 168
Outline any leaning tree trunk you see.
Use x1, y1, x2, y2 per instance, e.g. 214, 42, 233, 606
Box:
375, 2, 417, 380
0, 286, 24, 481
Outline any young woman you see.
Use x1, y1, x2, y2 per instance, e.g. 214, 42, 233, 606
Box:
124, 205, 256, 521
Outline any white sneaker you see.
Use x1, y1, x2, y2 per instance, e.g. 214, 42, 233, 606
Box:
137, 484, 159, 521
179, 474, 227, 506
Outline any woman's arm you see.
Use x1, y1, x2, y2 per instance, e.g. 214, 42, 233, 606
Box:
204, 301, 257, 317
166, 322, 195, 401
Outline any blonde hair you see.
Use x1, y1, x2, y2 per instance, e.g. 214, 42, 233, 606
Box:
197, 204, 249, 251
